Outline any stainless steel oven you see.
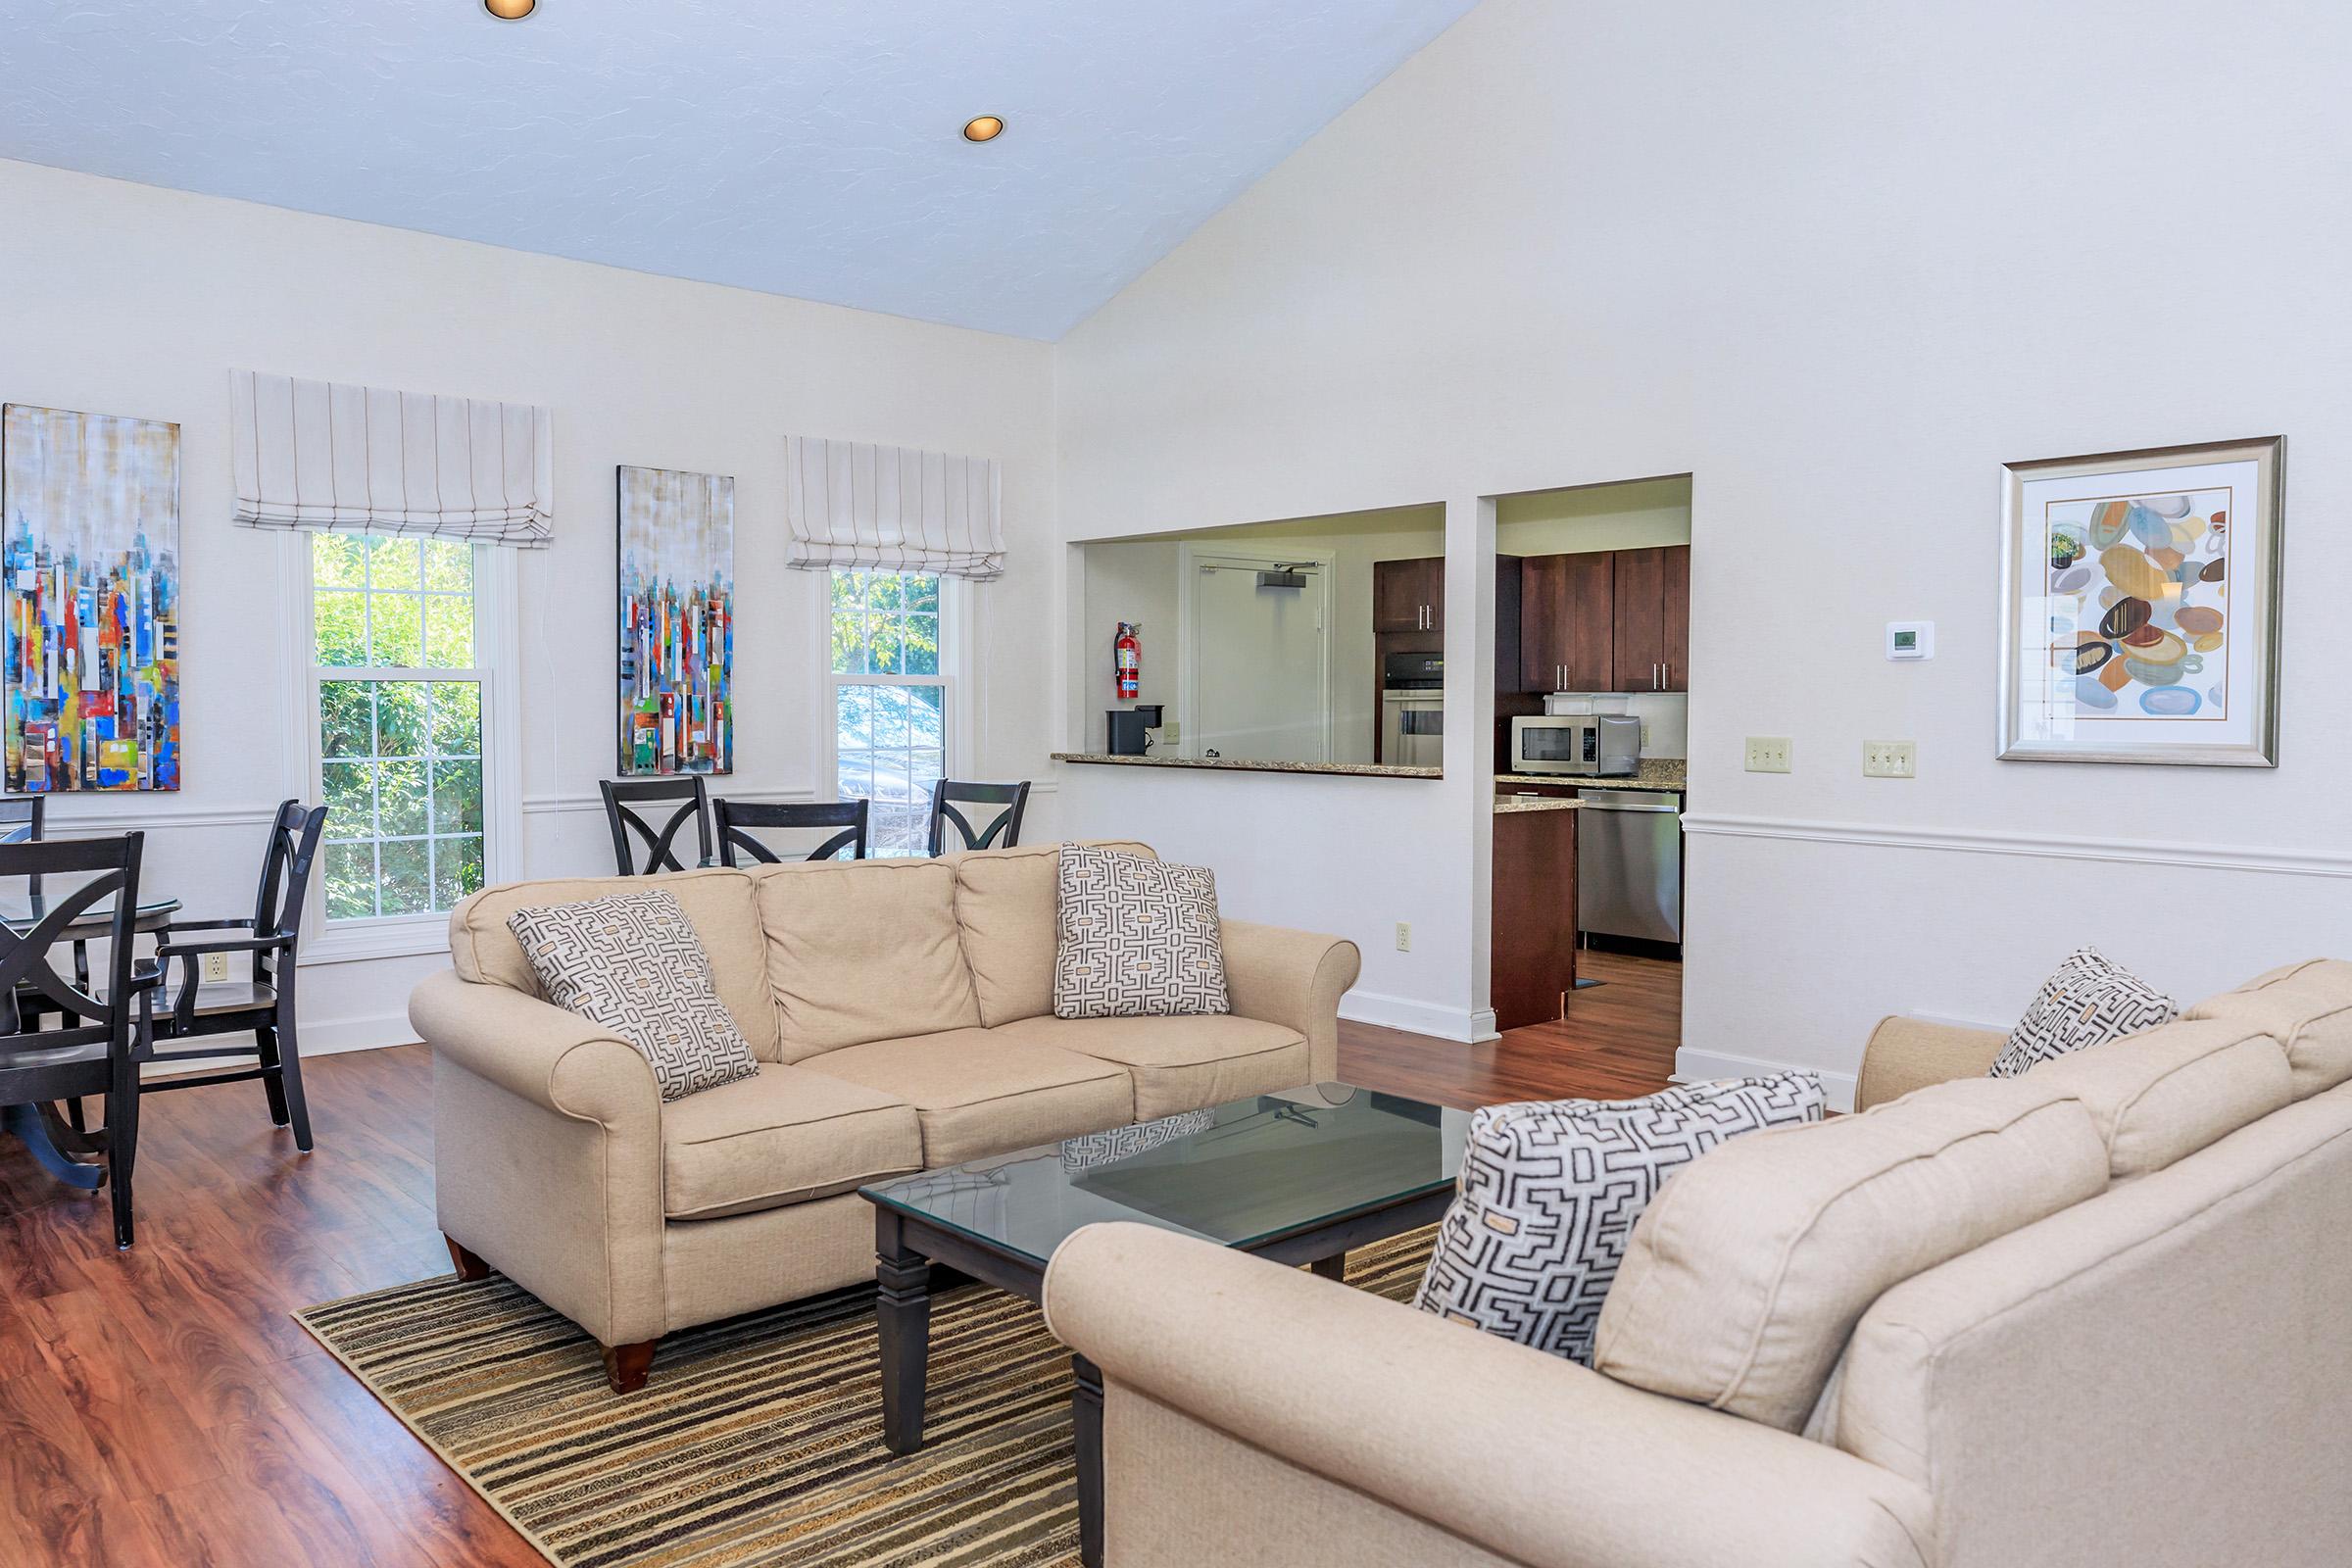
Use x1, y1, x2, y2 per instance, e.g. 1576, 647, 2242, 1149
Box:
1509, 713, 1639, 777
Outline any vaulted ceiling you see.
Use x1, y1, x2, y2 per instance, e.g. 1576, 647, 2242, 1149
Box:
0, 0, 1477, 339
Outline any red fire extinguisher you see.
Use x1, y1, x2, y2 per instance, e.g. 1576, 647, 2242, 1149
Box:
1114, 622, 1141, 701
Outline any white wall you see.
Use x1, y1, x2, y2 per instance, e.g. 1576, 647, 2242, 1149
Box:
1054, 0, 2352, 1074
0, 158, 1060, 1054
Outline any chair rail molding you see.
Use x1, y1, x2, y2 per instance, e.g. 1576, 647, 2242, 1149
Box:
1680, 811, 2352, 881
522, 784, 817, 816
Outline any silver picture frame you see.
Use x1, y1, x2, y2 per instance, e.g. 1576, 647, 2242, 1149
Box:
1996, 435, 2283, 766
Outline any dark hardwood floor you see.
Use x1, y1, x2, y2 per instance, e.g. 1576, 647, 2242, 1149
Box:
0, 951, 1677, 1567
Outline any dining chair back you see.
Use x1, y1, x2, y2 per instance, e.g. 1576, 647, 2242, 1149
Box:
927, 779, 1032, 857
713, 798, 869, 865
0, 831, 149, 1248
600, 777, 712, 874
140, 801, 328, 1152
0, 796, 45, 896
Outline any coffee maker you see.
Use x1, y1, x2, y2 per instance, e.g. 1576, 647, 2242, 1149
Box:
1105, 705, 1163, 756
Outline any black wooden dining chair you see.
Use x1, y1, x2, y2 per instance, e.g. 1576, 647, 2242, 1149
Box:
137, 801, 327, 1152
601, 777, 712, 874
0, 831, 154, 1249
927, 779, 1033, 856
713, 799, 869, 865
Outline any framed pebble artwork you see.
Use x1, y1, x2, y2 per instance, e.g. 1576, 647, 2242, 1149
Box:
1998, 435, 2283, 766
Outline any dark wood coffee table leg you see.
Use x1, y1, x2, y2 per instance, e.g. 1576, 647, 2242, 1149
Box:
1072, 1352, 1105, 1568
1311, 1250, 1347, 1281
875, 1210, 932, 1456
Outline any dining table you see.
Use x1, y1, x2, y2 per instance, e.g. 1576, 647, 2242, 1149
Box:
0, 890, 181, 1190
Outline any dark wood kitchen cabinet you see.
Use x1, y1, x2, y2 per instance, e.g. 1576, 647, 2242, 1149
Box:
1491, 804, 1577, 1029
1373, 556, 1444, 633
1518, 551, 1615, 693
1612, 544, 1690, 692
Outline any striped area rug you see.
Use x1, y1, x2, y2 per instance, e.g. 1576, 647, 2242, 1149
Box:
297, 1227, 1439, 1568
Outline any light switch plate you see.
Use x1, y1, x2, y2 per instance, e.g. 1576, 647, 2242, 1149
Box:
1744, 736, 1792, 773
1864, 740, 1918, 778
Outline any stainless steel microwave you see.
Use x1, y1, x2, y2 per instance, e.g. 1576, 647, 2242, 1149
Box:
1509, 714, 1641, 777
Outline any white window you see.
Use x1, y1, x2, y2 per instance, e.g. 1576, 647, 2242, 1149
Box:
828, 568, 949, 858
293, 533, 518, 950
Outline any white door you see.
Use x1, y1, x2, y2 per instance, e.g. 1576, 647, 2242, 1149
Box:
1184, 552, 1331, 762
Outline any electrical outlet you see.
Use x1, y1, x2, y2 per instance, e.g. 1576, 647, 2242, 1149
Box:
201, 951, 232, 983
1155, 719, 1178, 743
1744, 736, 1792, 773
1864, 740, 1918, 778
1394, 922, 1411, 953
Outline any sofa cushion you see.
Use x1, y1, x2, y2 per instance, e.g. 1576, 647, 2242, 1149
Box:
2185, 958, 2352, 1100
800, 1031, 1134, 1167
1054, 843, 1231, 1018
1592, 1075, 2109, 1431
1414, 1074, 1827, 1366
508, 888, 762, 1102
1990, 947, 2177, 1078
2029, 1017, 2291, 1180
947, 841, 1156, 1026
751, 859, 981, 1061
450, 867, 781, 1060
660, 1063, 923, 1220
988, 1013, 1309, 1121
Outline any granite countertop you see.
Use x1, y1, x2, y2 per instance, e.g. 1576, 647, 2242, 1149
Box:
1496, 758, 1687, 793
1051, 753, 1441, 780
1493, 796, 1584, 815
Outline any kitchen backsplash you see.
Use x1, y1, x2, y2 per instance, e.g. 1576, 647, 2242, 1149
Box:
1543, 691, 1688, 758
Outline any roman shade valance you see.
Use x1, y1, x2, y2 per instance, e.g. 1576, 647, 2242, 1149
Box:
229, 369, 553, 547
783, 435, 1004, 580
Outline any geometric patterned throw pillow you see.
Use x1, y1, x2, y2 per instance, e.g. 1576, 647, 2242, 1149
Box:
1989, 947, 2176, 1079
1413, 1072, 1827, 1364
507, 889, 760, 1102
1052, 843, 1230, 1019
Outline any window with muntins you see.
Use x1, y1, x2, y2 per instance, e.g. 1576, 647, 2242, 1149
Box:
829, 568, 947, 858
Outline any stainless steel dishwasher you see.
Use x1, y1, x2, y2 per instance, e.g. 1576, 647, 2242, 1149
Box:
1575, 788, 1683, 945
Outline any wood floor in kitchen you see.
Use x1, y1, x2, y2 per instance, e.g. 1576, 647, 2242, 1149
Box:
0, 951, 1678, 1567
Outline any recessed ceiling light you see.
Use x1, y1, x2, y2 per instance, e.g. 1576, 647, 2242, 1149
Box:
484, 0, 535, 19
961, 116, 1005, 144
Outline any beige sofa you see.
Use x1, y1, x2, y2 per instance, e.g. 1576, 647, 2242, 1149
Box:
410, 841, 1358, 1391
1044, 959, 2352, 1568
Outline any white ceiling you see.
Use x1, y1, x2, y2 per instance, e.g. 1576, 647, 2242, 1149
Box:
0, 0, 1477, 340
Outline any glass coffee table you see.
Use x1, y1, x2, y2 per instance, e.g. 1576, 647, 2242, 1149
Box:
860, 1083, 1469, 1567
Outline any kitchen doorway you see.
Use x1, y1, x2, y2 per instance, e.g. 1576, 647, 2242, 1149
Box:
1177, 544, 1335, 763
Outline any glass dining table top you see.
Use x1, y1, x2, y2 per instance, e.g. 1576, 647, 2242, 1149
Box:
0, 892, 180, 935
861, 1083, 1470, 1268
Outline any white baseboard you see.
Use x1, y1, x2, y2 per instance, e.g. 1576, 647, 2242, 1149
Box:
141, 1011, 417, 1081
1339, 990, 1494, 1044
1674, 1046, 1858, 1113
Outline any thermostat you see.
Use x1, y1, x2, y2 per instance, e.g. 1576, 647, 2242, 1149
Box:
1886, 621, 1935, 661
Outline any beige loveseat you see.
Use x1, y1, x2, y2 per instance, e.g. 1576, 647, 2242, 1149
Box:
411, 841, 1358, 1391
1044, 959, 2352, 1568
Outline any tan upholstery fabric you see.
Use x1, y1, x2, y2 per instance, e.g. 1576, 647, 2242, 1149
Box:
2027, 1017, 2290, 1180
1854, 1015, 2007, 1110
658, 1063, 921, 1220
1834, 1085, 2352, 1567
416, 969, 668, 1347
1217, 919, 1359, 1086
2185, 958, 2352, 1100
1045, 1223, 1934, 1568
947, 841, 1155, 1027
751, 859, 981, 1060
448, 868, 782, 1061
1593, 1075, 2109, 1431
661, 1190, 878, 1333
800, 1031, 1134, 1165
987, 1013, 1309, 1120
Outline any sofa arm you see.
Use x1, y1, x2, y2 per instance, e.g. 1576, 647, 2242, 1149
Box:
1045, 1224, 1932, 1568
1856, 1015, 2007, 1110
1219, 920, 1358, 1084
411, 968, 668, 1347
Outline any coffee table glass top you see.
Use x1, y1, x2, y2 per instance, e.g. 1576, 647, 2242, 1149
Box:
860, 1083, 1469, 1266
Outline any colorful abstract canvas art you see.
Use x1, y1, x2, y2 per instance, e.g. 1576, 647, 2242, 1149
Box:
616, 466, 733, 775
2044, 487, 2230, 719
0, 405, 182, 792
2000, 437, 2281, 767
